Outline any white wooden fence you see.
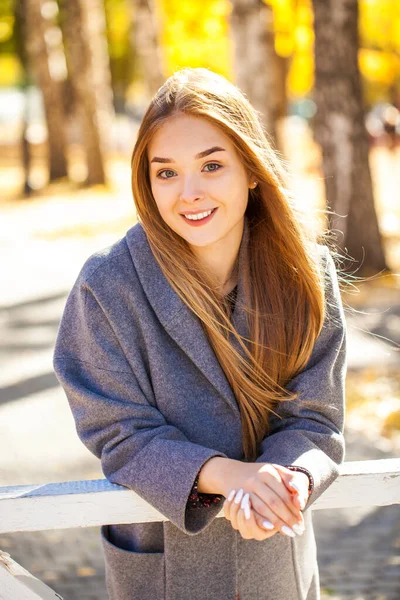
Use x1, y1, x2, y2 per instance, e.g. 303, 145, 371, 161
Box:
1, 458, 399, 599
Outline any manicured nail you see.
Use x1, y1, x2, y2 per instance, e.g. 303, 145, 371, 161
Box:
288, 481, 301, 494
227, 490, 236, 502
241, 493, 251, 520
234, 489, 244, 504
281, 525, 296, 537
299, 497, 306, 510
262, 520, 275, 530
292, 524, 305, 535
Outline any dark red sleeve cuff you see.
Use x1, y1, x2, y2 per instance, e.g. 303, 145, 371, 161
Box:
187, 471, 224, 509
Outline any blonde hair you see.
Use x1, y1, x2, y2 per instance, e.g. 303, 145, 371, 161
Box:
131, 67, 328, 462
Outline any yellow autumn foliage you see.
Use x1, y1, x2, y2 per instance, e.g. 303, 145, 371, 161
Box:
0, 0, 398, 99
156, 0, 233, 80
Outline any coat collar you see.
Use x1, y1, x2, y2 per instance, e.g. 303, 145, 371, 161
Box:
126, 217, 251, 417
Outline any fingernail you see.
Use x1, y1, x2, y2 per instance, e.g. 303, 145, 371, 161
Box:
281, 526, 296, 537
288, 481, 301, 494
241, 493, 251, 520
262, 520, 274, 530
292, 524, 305, 535
299, 498, 306, 510
227, 490, 236, 502
234, 489, 244, 504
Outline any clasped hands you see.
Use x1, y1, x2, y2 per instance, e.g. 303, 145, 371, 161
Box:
223, 462, 309, 541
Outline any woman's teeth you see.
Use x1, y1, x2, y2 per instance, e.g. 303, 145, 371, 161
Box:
183, 209, 214, 221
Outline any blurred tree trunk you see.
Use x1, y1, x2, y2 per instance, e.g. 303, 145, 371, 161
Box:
275, 54, 289, 121
60, 0, 114, 186
24, 0, 68, 182
229, 0, 284, 152
311, 0, 387, 274
131, 0, 165, 97
14, 0, 33, 195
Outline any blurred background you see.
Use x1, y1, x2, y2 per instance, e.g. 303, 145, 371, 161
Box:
0, 1, 399, 599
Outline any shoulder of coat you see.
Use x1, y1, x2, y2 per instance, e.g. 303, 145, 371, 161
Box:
315, 242, 329, 259
308, 242, 329, 274
78, 225, 142, 289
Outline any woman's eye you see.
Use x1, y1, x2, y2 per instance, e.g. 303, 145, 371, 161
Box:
204, 163, 221, 172
156, 163, 222, 179
157, 169, 176, 179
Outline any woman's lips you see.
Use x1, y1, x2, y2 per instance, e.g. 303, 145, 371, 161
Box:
180, 207, 218, 226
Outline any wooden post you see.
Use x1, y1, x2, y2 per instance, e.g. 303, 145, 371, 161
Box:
0, 550, 64, 599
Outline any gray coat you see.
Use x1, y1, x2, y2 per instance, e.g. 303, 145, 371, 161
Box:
53, 216, 347, 600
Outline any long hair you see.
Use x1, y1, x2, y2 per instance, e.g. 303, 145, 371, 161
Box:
131, 67, 329, 462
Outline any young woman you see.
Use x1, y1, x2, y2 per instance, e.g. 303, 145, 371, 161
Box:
53, 67, 347, 600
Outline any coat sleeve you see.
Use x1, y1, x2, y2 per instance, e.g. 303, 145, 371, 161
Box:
255, 246, 347, 510
53, 270, 228, 536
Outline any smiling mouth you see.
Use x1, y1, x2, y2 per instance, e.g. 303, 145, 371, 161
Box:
180, 207, 218, 224
181, 208, 217, 221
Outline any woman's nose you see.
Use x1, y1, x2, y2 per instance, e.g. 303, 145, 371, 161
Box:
180, 177, 204, 202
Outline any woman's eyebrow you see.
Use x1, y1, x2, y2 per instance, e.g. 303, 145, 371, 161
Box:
150, 146, 226, 164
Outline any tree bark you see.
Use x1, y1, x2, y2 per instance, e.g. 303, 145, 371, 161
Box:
24, 0, 68, 182
14, 0, 33, 195
61, 0, 114, 186
131, 0, 165, 97
229, 0, 284, 151
311, 0, 387, 274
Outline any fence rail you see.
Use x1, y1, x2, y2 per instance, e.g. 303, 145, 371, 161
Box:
1, 458, 399, 535
0, 458, 399, 600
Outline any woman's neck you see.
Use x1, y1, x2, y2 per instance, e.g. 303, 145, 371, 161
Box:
190, 220, 243, 295
221, 270, 238, 296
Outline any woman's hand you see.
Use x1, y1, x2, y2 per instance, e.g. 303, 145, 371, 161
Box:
272, 464, 310, 513
224, 489, 279, 541
222, 462, 307, 540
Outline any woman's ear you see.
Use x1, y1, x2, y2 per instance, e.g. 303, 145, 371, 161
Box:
248, 177, 258, 190
246, 170, 257, 189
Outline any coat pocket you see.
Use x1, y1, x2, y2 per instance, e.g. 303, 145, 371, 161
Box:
101, 524, 165, 600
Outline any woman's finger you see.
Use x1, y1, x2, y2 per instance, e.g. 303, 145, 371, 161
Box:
250, 486, 305, 538
230, 492, 276, 541
224, 485, 304, 539
290, 490, 307, 511
258, 469, 304, 524
289, 492, 304, 512
224, 488, 280, 541
237, 493, 253, 539
236, 492, 249, 538
258, 464, 301, 514
288, 479, 309, 511
230, 488, 244, 531
272, 464, 309, 510
223, 489, 236, 522
238, 493, 275, 540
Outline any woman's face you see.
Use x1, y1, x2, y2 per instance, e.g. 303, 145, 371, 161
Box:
147, 113, 253, 253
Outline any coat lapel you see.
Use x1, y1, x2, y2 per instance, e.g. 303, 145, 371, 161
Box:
126, 217, 251, 418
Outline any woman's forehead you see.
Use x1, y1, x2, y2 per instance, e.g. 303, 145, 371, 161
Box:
147, 114, 233, 159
